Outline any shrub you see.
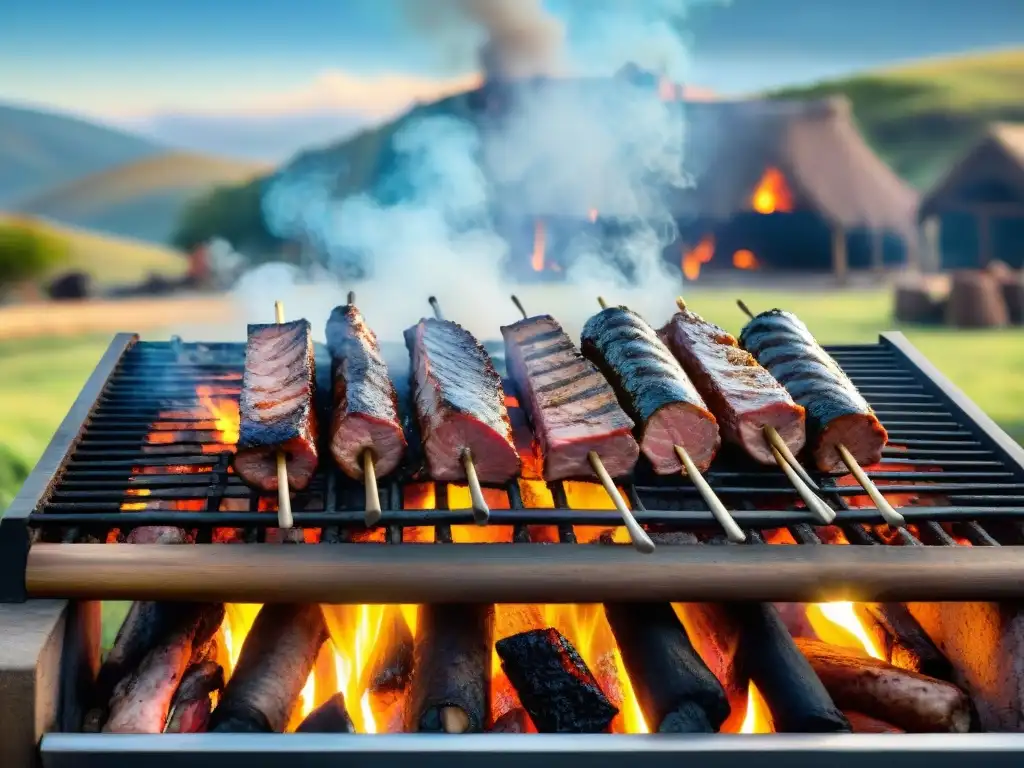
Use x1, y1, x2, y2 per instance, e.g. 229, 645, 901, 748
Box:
0, 218, 70, 287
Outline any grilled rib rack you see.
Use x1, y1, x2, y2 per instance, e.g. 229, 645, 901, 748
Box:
4, 331, 1024, 604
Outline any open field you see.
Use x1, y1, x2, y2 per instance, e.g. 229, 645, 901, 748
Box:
0, 213, 190, 289
1, 287, 1021, 513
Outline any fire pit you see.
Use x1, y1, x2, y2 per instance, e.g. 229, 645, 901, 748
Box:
2, 329, 1024, 765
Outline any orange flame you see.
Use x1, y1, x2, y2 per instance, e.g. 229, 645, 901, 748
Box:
682, 235, 715, 281
732, 249, 760, 270
750, 167, 794, 215
531, 219, 546, 272
806, 602, 884, 660
197, 385, 240, 447
739, 682, 773, 733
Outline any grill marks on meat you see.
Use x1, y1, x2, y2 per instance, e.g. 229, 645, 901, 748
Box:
326, 304, 406, 479
739, 310, 888, 472
407, 318, 520, 484
581, 307, 720, 475
660, 308, 806, 465
233, 320, 319, 491
502, 315, 638, 481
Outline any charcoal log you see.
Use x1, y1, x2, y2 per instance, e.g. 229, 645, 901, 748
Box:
490, 708, 530, 733
856, 603, 951, 680
683, 603, 850, 733
496, 628, 618, 734
104, 603, 224, 733
406, 604, 493, 733
362, 606, 414, 698
210, 604, 328, 733
604, 603, 730, 733
165, 660, 225, 733
296, 693, 356, 733
845, 711, 904, 734
794, 638, 970, 733
126, 526, 190, 544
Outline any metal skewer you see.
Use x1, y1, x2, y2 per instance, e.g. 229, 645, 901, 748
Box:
600, 296, 743, 542
737, 298, 906, 528
346, 290, 383, 527
427, 295, 489, 524
273, 300, 294, 530
517, 294, 655, 554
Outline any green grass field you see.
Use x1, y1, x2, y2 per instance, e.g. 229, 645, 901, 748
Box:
1, 288, 1021, 514
768, 48, 1024, 188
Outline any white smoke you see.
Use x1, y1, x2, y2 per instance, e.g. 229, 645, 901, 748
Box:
231, 1, 727, 344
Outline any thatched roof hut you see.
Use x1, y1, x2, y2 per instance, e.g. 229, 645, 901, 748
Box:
918, 123, 1024, 270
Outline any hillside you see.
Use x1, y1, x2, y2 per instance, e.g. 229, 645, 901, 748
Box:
0, 103, 161, 205
0, 213, 188, 288
17, 151, 269, 244
768, 48, 1024, 188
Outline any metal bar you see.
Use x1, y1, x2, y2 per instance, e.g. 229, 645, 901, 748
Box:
27, 505, 1024, 529
39, 733, 1024, 768
26, 541, 1024, 602
881, 332, 1024, 480
0, 333, 139, 602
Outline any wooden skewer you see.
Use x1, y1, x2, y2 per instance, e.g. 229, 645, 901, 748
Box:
587, 451, 655, 554
428, 296, 489, 524
763, 425, 820, 492
837, 444, 906, 527
602, 296, 739, 543
675, 445, 746, 543
363, 450, 381, 527
273, 300, 294, 530
736, 298, 755, 320
346, 290, 382, 527
768, 442, 835, 524
510, 294, 528, 320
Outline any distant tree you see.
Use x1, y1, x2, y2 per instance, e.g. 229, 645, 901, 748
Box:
0, 443, 30, 512
0, 218, 69, 288
171, 178, 285, 260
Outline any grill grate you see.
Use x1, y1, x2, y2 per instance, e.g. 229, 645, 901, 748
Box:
4, 330, 1024, 603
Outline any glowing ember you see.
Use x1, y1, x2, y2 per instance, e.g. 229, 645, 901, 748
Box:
402, 482, 436, 543
120, 487, 151, 511
682, 235, 715, 281
564, 480, 631, 544
732, 249, 760, 270
739, 682, 773, 733
448, 484, 514, 543
806, 602, 884, 660
531, 219, 546, 272
750, 167, 794, 214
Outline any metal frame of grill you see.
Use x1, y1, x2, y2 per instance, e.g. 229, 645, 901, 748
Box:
5, 330, 1024, 604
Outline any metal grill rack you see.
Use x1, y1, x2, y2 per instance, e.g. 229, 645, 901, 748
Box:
4, 331, 1024, 604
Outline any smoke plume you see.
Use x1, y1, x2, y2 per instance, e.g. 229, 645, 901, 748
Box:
233, 1, 727, 346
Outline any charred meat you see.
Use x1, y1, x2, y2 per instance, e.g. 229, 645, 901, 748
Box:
581, 306, 720, 474
660, 305, 805, 464
233, 319, 319, 491
405, 318, 520, 484
739, 309, 887, 472
502, 314, 638, 481
326, 304, 407, 480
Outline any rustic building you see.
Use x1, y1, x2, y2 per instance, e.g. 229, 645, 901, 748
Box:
918, 123, 1024, 270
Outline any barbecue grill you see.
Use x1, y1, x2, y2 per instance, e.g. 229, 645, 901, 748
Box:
4, 328, 1024, 767
4, 331, 1024, 604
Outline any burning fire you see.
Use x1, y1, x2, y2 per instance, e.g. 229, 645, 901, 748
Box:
739, 682, 773, 733
750, 167, 794, 215
732, 249, 760, 270
682, 235, 715, 281
807, 602, 884, 661
531, 219, 546, 272
196, 385, 241, 448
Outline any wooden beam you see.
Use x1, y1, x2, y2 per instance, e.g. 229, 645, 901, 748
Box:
871, 229, 885, 273
978, 211, 993, 266
831, 225, 849, 284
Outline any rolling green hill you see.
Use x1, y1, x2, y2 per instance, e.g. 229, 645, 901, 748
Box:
17, 151, 270, 244
0, 103, 161, 205
767, 47, 1024, 188
0, 213, 188, 288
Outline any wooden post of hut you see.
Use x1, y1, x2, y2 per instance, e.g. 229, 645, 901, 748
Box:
870, 228, 885, 275
977, 209, 993, 267
831, 224, 849, 285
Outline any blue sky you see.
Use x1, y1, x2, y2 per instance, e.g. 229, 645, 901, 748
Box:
3, 0, 1024, 159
